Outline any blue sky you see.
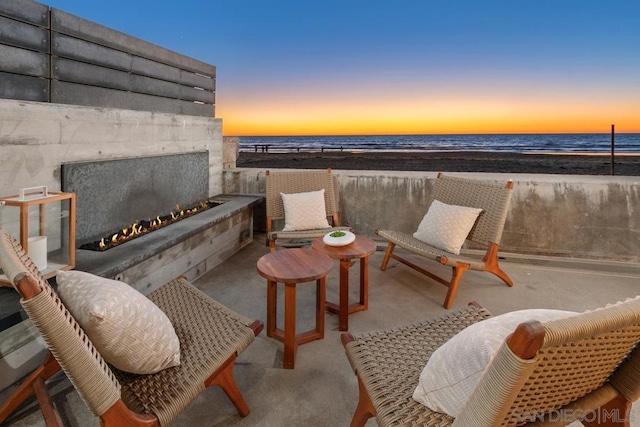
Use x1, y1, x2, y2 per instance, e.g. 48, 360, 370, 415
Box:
44, 0, 640, 135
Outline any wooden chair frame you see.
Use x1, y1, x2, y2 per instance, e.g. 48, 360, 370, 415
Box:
341, 300, 640, 427
265, 168, 350, 252
377, 173, 514, 308
0, 229, 263, 427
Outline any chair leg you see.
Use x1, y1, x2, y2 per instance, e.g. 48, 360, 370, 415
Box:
582, 394, 632, 427
483, 243, 513, 287
350, 377, 375, 427
205, 354, 250, 417
380, 242, 395, 271
100, 400, 159, 426
443, 263, 470, 309
269, 239, 276, 252
490, 265, 514, 287
32, 376, 63, 427
0, 351, 61, 425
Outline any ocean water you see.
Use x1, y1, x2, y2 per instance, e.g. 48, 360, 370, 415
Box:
239, 134, 640, 154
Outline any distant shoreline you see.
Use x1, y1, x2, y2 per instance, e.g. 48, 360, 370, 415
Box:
236, 150, 640, 175
239, 148, 640, 156
235, 133, 640, 156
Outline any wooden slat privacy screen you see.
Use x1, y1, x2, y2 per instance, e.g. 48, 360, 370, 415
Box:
0, 0, 216, 117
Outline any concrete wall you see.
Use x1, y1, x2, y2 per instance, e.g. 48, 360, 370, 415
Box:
0, 99, 223, 196
0, 98, 224, 393
223, 136, 239, 169
223, 168, 640, 262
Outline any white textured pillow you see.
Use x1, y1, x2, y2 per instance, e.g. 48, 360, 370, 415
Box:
413, 200, 482, 254
281, 189, 331, 231
56, 270, 180, 374
413, 309, 577, 417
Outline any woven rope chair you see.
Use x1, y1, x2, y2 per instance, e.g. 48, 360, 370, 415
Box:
265, 168, 351, 251
342, 299, 640, 427
376, 173, 514, 309
0, 229, 263, 426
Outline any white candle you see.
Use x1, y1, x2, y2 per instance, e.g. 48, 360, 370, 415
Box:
28, 236, 48, 271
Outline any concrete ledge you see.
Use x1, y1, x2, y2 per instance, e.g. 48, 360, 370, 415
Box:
224, 168, 640, 263
75, 194, 262, 278
0, 194, 263, 327
0, 194, 263, 393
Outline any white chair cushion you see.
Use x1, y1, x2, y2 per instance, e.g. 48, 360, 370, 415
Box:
56, 270, 181, 374
413, 200, 482, 254
281, 189, 331, 231
412, 308, 577, 417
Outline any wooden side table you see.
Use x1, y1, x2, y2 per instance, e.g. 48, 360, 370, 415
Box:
311, 235, 377, 331
256, 248, 333, 369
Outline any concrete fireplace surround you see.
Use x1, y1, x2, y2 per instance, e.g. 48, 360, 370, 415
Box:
0, 192, 261, 393
61, 152, 210, 246
0, 99, 224, 196
0, 99, 262, 392
0, 98, 231, 301
74, 194, 261, 291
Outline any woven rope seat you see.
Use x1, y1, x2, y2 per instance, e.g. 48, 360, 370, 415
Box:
376, 173, 514, 309
113, 278, 257, 426
342, 299, 640, 427
343, 304, 491, 426
0, 229, 263, 426
270, 227, 352, 241
376, 229, 486, 270
265, 168, 351, 251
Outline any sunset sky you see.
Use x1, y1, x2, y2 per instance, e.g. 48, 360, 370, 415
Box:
46, 0, 640, 136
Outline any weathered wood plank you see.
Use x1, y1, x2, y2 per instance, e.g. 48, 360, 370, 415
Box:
53, 57, 214, 102
179, 70, 215, 91
130, 73, 180, 99
51, 9, 215, 77
0, 16, 49, 52
131, 55, 180, 85
52, 33, 132, 72
132, 55, 217, 90
123, 209, 252, 293
53, 33, 216, 92
180, 85, 215, 104
0, 44, 49, 77
204, 225, 253, 271
51, 81, 214, 117
53, 57, 130, 91
0, 5, 216, 117
0, 71, 48, 101
0, 0, 49, 27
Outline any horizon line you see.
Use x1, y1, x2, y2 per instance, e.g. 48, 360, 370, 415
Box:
225, 131, 640, 138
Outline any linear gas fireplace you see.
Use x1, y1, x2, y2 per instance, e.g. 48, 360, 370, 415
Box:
2, 152, 260, 341
79, 198, 224, 251
58, 152, 261, 291
61, 152, 210, 248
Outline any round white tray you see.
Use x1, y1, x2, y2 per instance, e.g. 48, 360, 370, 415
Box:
323, 230, 356, 247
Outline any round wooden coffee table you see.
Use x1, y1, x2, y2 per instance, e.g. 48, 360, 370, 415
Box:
256, 248, 333, 369
311, 235, 377, 331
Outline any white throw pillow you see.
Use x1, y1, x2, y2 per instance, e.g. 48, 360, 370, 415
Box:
412, 309, 577, 417
56, 270, 181, 374
413, 200, 482, 254
281, 189, 331, 231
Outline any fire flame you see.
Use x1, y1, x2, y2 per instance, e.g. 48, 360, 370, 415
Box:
83, 200, 222, 251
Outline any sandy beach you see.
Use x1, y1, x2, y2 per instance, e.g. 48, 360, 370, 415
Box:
237, 151, 640, 175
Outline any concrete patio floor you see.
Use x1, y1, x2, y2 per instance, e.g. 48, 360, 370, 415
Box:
3, 233, 640, 426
